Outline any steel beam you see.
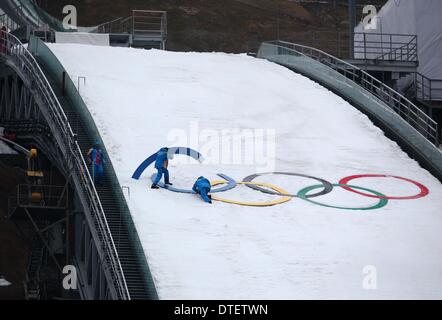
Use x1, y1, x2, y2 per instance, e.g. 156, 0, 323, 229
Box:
0, 63, 118, 300
74, 211, 112, 299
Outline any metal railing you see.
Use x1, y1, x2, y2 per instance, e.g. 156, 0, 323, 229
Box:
353, 32, 418, 62
1, 1, 44, 30
93, 16, 132, 34
413, 72, 442, 102
288, 31, 418, 62
132, 10, 167, 39
2, 0, 66, 34
0, 135, 30, 155
290, 31, 350, 59
259, 41, 439, 146
0, 31, 130, 299
13, 184, 69, 209
0, 8, 21, 32
92, 10, 167, 39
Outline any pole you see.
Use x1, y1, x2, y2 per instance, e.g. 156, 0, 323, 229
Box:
66, 210, 70, 266
276, 0, 280, 40
349, 0, 356, 58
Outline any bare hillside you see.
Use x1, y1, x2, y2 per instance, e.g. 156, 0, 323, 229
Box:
38, 0, 387, 52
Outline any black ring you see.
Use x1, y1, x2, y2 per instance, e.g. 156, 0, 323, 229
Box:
242, 172, 334, 198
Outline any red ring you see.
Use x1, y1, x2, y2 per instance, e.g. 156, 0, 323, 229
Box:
339, 174, 429, 200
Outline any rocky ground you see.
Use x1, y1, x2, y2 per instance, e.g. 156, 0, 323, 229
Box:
38, 0, 387, 53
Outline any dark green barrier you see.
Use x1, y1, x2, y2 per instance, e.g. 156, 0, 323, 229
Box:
18, 0, 67, 31
28, 35, 158, 299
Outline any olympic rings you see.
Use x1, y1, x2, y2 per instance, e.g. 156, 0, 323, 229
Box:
242, 172, 334, 198
210, 180, 292, 207
133, 151, 429, 209
297, 184, 389, 210
144, 170, 428, 210
151, 173, 237, 194
339, 174, 430, 200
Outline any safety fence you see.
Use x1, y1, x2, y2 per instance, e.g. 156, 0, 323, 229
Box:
413, 72, 442, 102
289, 31, 350, 59
353, 32, 418, 62
14, 184, 69, 209
288, 31, 417, 62
0, 7, 21, 32
92, 10, 167, 37
93, 16, 133, 34
132, 10, 167, 40
91, 10, 167, 48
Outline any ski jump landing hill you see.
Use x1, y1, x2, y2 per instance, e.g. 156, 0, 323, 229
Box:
29, 38, 442, 299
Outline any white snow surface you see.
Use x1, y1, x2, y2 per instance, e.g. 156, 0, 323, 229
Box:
48, 44, 442, 299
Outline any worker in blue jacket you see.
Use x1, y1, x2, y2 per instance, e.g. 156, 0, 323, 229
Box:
192, 176, 212, 203
151, 147, 173, 189
87, 140, 105, 186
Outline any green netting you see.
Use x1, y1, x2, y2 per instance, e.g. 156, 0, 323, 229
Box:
28, 35, 158, 299
17, 0, 68, 32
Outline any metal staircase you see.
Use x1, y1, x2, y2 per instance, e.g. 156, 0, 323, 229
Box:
1, 31, 134, 299
91, 10, 167, 49
38, 64, 152, 299
24, 236, 45, 300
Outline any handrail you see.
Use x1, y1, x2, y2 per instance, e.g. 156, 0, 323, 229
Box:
287, 31, 417, 61
91, 16, 133, 34
2, 1, 43, 30
0, 136, 30, 155
353, 32, 418, 62
0, 31, 130, 299
260, 40, 439, 146
92, 16, 124, 33
0, 9, 21, 32
132, 10, 167, 38
374, 40, 417, 62
414, 72, 442, 102
119, 16, 133, 34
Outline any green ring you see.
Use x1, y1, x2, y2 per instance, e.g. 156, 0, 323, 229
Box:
297, 184, 388, 210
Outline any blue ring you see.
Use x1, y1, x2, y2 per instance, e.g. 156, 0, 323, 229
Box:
150, 173, 237, 194
132, 146, 203, 180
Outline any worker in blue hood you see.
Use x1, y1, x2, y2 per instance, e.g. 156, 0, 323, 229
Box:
151, 147, 173, 189
87, 140, 105, 186
192, 176, 212, 203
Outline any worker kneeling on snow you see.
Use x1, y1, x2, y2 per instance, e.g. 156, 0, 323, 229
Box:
151, 147, 173, 189
192, 176, 212, 204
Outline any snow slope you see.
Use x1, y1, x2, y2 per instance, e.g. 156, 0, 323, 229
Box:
48, 44, 442, 299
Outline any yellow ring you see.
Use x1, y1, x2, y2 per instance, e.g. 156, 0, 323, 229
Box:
210, 180, 292, 207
